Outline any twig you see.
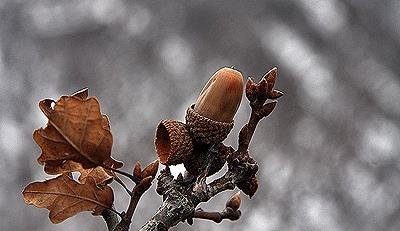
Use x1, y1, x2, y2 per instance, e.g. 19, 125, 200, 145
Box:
237, 111, 262, 154
102, 208, 120, 231
206, 173, 235, 199
237, 67, 280, 154
192, 208, 241, 223
114, 176, 155, 231
113, 175, 133, 196
139, 186, 194, 231
103, 165, 140, 184
126, 177, 152, 220
139, 67, 283, 230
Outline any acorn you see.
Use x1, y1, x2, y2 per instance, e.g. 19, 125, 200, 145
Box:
226, 191, 241, 211
186, 67, 244, 144
155, 120, 193, 165
155, 67, 244, 167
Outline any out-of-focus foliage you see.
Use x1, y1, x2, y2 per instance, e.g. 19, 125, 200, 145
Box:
1, 0, 399, 230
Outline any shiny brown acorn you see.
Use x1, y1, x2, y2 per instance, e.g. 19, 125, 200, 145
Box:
194, 67, 244, 123
154, 67, 244, 167
186, 67, 244, 144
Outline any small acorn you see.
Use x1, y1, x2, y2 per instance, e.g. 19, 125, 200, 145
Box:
155, 67, 244, 167
226, 191, 241, 211
186, 67, 244, 144
155, 120, 193, 165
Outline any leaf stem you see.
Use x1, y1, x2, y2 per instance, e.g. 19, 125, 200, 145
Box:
102, 165, 140, 184
103, 206, 123, 219
113, 176, 133, 196
113, 177, 154, 231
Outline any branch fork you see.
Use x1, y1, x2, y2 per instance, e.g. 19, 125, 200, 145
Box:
140, 67, 283, 230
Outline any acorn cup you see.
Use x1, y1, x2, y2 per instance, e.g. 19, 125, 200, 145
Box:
155, 120, 193, 166
186, 67, 244, 145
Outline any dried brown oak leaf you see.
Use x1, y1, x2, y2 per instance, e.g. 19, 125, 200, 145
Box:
22, 174, 114, 224
33, 88, 122, 171
44, 161, 113, 186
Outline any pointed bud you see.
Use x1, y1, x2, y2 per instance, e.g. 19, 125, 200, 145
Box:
258, 77, 268, 94
194, 67, 244, 123
258, 67, 278, 95
266, 66, 277, 80
245, 77, 257, 102
136, 176, 153, 194
267, 89, 284, 99
141, 160, 159, 179
226, 191, 241, 211
133, 161, 142, 180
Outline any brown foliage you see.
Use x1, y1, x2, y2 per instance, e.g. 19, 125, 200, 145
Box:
22, 174, 114, 224
44, 161, 113, 186
23, 66, 282, 230
34, 88, 122, 170
24, 88, 121, 225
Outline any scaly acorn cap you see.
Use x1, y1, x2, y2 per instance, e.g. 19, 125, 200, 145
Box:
186, 67, 244, 144
155, 120, 193, 165
186, 105, 233, 145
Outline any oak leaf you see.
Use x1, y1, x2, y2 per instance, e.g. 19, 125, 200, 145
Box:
22, 174, 113, 224
34, 88, 122, 171
44, 160, 114, 186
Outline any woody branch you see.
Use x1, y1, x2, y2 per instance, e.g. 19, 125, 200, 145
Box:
139, 67, 283, 231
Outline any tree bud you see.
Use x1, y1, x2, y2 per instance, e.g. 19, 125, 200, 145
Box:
226, 191, 241, 211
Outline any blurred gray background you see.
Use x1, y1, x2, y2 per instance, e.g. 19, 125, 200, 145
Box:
1, 0, 400, 230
